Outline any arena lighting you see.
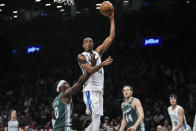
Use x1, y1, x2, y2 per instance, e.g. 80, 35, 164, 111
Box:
45, 3, 51, 6
0, 4, 5, 6
57, 5, 62, 8
60, 9, 64, 12
12, 49, 16, 54
96, 7, 100, 9
26, 45, 41, 54
96, 4, 101, 6
13, 11, 18, 14
13, 15, 18, 18
35, 0, 41, 2
142, 37, 162, 46
0, 9, 2, 12
40, 11, 49, 16
123, 1, 130, 3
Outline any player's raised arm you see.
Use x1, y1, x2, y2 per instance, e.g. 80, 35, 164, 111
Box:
77, 54, 113, 75
61, 55, 113, 102
96, 12, 115, 57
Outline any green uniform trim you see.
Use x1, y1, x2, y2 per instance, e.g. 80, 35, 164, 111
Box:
121, 97, 145, 131
52, 93, 73, 130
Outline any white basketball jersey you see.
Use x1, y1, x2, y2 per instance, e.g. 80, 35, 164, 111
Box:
168, 105, 189, 131
8, 120, 19, 131
79, 51, 104, 92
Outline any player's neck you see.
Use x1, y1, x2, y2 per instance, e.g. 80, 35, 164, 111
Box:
85, 49, 93, 53
125, 96, 132, 103
11, 118, 16, 121
171, 104, 177, 110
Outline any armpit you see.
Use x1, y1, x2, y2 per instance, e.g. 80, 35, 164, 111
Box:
78, 59, 87, 64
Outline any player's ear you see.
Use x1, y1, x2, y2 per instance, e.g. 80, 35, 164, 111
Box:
82, 42, 85, 48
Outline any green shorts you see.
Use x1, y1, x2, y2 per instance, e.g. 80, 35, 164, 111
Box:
53, 127, 73, 131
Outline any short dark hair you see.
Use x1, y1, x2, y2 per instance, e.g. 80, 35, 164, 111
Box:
122, 84, 133, 93
83, 37, 92, 44
10, 109, 16, 114
169, 94, 177, 100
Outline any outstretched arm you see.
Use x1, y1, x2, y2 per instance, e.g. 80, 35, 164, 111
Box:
96, 13, 115, 57
62, 55, 113, 102
78, 54, 113, 75
61, 72, 91, 103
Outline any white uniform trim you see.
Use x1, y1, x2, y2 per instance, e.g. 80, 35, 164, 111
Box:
57, 80, 66, 92
79, 51, 104, 92
168, 105, 190, 131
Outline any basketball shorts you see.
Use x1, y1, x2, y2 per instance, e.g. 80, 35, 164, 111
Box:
83, 91, 103, 115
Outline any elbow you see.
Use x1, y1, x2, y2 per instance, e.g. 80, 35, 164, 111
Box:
179, 122, 184, 127
108, 36, 115, 43
86, 69, 94, 75
140, 113, 144, 120
110, 34, 115, 40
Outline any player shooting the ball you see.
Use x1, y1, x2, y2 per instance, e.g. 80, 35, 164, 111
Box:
77, 1, 115, 131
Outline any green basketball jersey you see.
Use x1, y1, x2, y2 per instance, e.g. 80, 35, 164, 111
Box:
121, 97, 145, 131
52, 93, 73, 130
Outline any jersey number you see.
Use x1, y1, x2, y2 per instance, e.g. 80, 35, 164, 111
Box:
99, 69, 102, 74
126, 114, 133, 122
174, 121, 178, 126
55, 107, 59, 119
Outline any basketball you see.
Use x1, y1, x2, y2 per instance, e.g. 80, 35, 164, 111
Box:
99, 1, 114, 16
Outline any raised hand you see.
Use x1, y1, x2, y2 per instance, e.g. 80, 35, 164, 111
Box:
102, 56, 113, 66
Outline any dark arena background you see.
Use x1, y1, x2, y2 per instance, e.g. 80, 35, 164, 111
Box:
0, 0, 196, 130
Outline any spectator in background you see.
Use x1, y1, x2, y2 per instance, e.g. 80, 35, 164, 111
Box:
100, 123, 107, 131
154, 107, 164, 126
4, 110, 23, 131
107, 119, 115, 131
162, 120, 171, 131
145, 110, 153, 130
157, 125, 163, 131
150, 121, 156, 131
113, 119, 119, 131
103, 116, 109, 129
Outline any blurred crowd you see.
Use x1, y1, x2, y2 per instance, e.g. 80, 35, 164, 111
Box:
0, 8, 196, 131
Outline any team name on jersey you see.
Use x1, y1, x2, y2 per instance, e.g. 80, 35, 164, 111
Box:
123, 107, 132, 114
54, 100, 59, 106
170, 114, 178, 120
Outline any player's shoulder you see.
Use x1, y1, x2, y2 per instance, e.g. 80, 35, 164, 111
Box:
93, 50, 99, 55
177, 105, 183, 109
168, 106, 172, 110
121, 101, 125, 107
132, 97, 142, 107
132, 97, 140, 103
77, 53, 86, 60
177, 105, 184, 111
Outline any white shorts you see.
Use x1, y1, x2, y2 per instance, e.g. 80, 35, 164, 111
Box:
83, 91, 103, 115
